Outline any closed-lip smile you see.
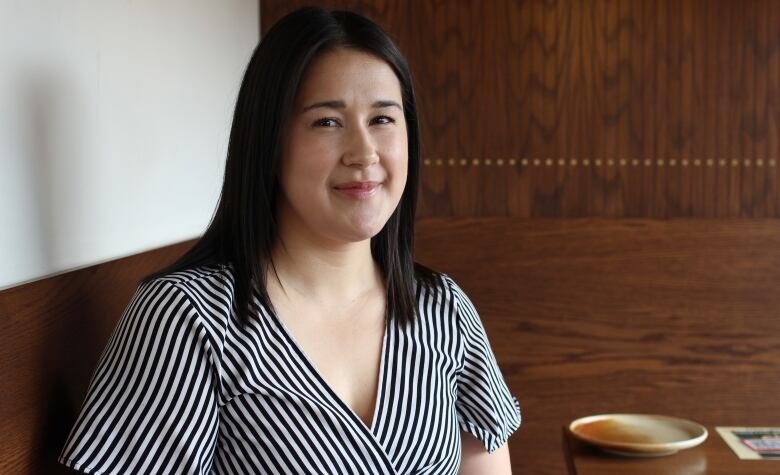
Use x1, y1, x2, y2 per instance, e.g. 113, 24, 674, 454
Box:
333, 181, 382, 199
333, 181, 381, 190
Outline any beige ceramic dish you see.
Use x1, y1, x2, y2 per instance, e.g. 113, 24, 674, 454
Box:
569, 413, 709, 457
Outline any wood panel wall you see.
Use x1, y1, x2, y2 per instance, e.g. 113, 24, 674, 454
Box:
261, 0, 780, 217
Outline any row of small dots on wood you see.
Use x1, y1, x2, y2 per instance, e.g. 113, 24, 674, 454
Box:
422, 158, 778, 167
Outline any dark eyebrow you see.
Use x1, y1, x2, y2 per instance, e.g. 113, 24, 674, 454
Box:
372, 100, 402, 110
301, 100, 402, 112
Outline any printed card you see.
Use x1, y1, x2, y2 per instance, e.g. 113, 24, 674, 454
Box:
716, 427, 780, 460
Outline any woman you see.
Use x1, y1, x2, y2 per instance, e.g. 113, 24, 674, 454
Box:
59, 6, 520, 474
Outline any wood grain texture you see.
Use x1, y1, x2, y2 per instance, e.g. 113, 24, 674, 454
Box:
262, 0, 780, 217
0, 242, 194, 475
414, 218, 780, 474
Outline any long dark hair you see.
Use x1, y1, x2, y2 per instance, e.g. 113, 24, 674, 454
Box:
140, 6, 438, 327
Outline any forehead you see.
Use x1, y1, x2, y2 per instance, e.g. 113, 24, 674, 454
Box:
295, 48, 403, 105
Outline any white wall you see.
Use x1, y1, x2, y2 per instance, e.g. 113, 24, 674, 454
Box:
0, 0, 259, 290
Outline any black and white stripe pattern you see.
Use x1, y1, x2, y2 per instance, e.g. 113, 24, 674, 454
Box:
59, 263, 521, 474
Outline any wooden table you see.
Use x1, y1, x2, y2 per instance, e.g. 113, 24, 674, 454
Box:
564, 426, 780, 475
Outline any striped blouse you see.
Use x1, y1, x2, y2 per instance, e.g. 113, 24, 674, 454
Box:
59, 263, 521, 474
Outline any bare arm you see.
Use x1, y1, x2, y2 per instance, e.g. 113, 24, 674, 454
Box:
457, 430, 512, 475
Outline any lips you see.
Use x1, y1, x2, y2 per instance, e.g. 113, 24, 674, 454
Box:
333, 181, 382, 199
333, 181, 381, 190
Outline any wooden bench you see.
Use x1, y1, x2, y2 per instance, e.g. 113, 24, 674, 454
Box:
2, 219, 779, 474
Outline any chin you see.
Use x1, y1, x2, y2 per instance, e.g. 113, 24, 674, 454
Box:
346, 229, 383, 243
338, 222, 386, 243
339, 212, 391, 240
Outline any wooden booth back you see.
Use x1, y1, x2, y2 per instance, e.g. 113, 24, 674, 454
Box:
2, 218, 779, 474
0, 242, 195, 475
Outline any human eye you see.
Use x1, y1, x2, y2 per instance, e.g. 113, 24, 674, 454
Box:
311, 117, 341, 128
371, 115, 396, 125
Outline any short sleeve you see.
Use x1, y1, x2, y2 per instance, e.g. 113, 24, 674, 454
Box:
58, 279, 220, 475
448, 276, 522, 453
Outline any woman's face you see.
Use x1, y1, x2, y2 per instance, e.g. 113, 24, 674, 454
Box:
277, 47, 408, 246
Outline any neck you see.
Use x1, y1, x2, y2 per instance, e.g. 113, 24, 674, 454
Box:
267, 225, 383, 307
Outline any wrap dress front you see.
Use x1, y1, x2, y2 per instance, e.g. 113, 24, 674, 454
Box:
59, 263, 521, 474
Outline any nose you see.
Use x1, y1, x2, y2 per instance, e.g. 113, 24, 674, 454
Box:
342, 124, 378, 167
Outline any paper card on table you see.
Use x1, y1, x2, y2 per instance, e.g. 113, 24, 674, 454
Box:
716, 427, 780, 460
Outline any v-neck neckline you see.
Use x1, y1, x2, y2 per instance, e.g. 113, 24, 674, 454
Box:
263, 300, 390, 435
